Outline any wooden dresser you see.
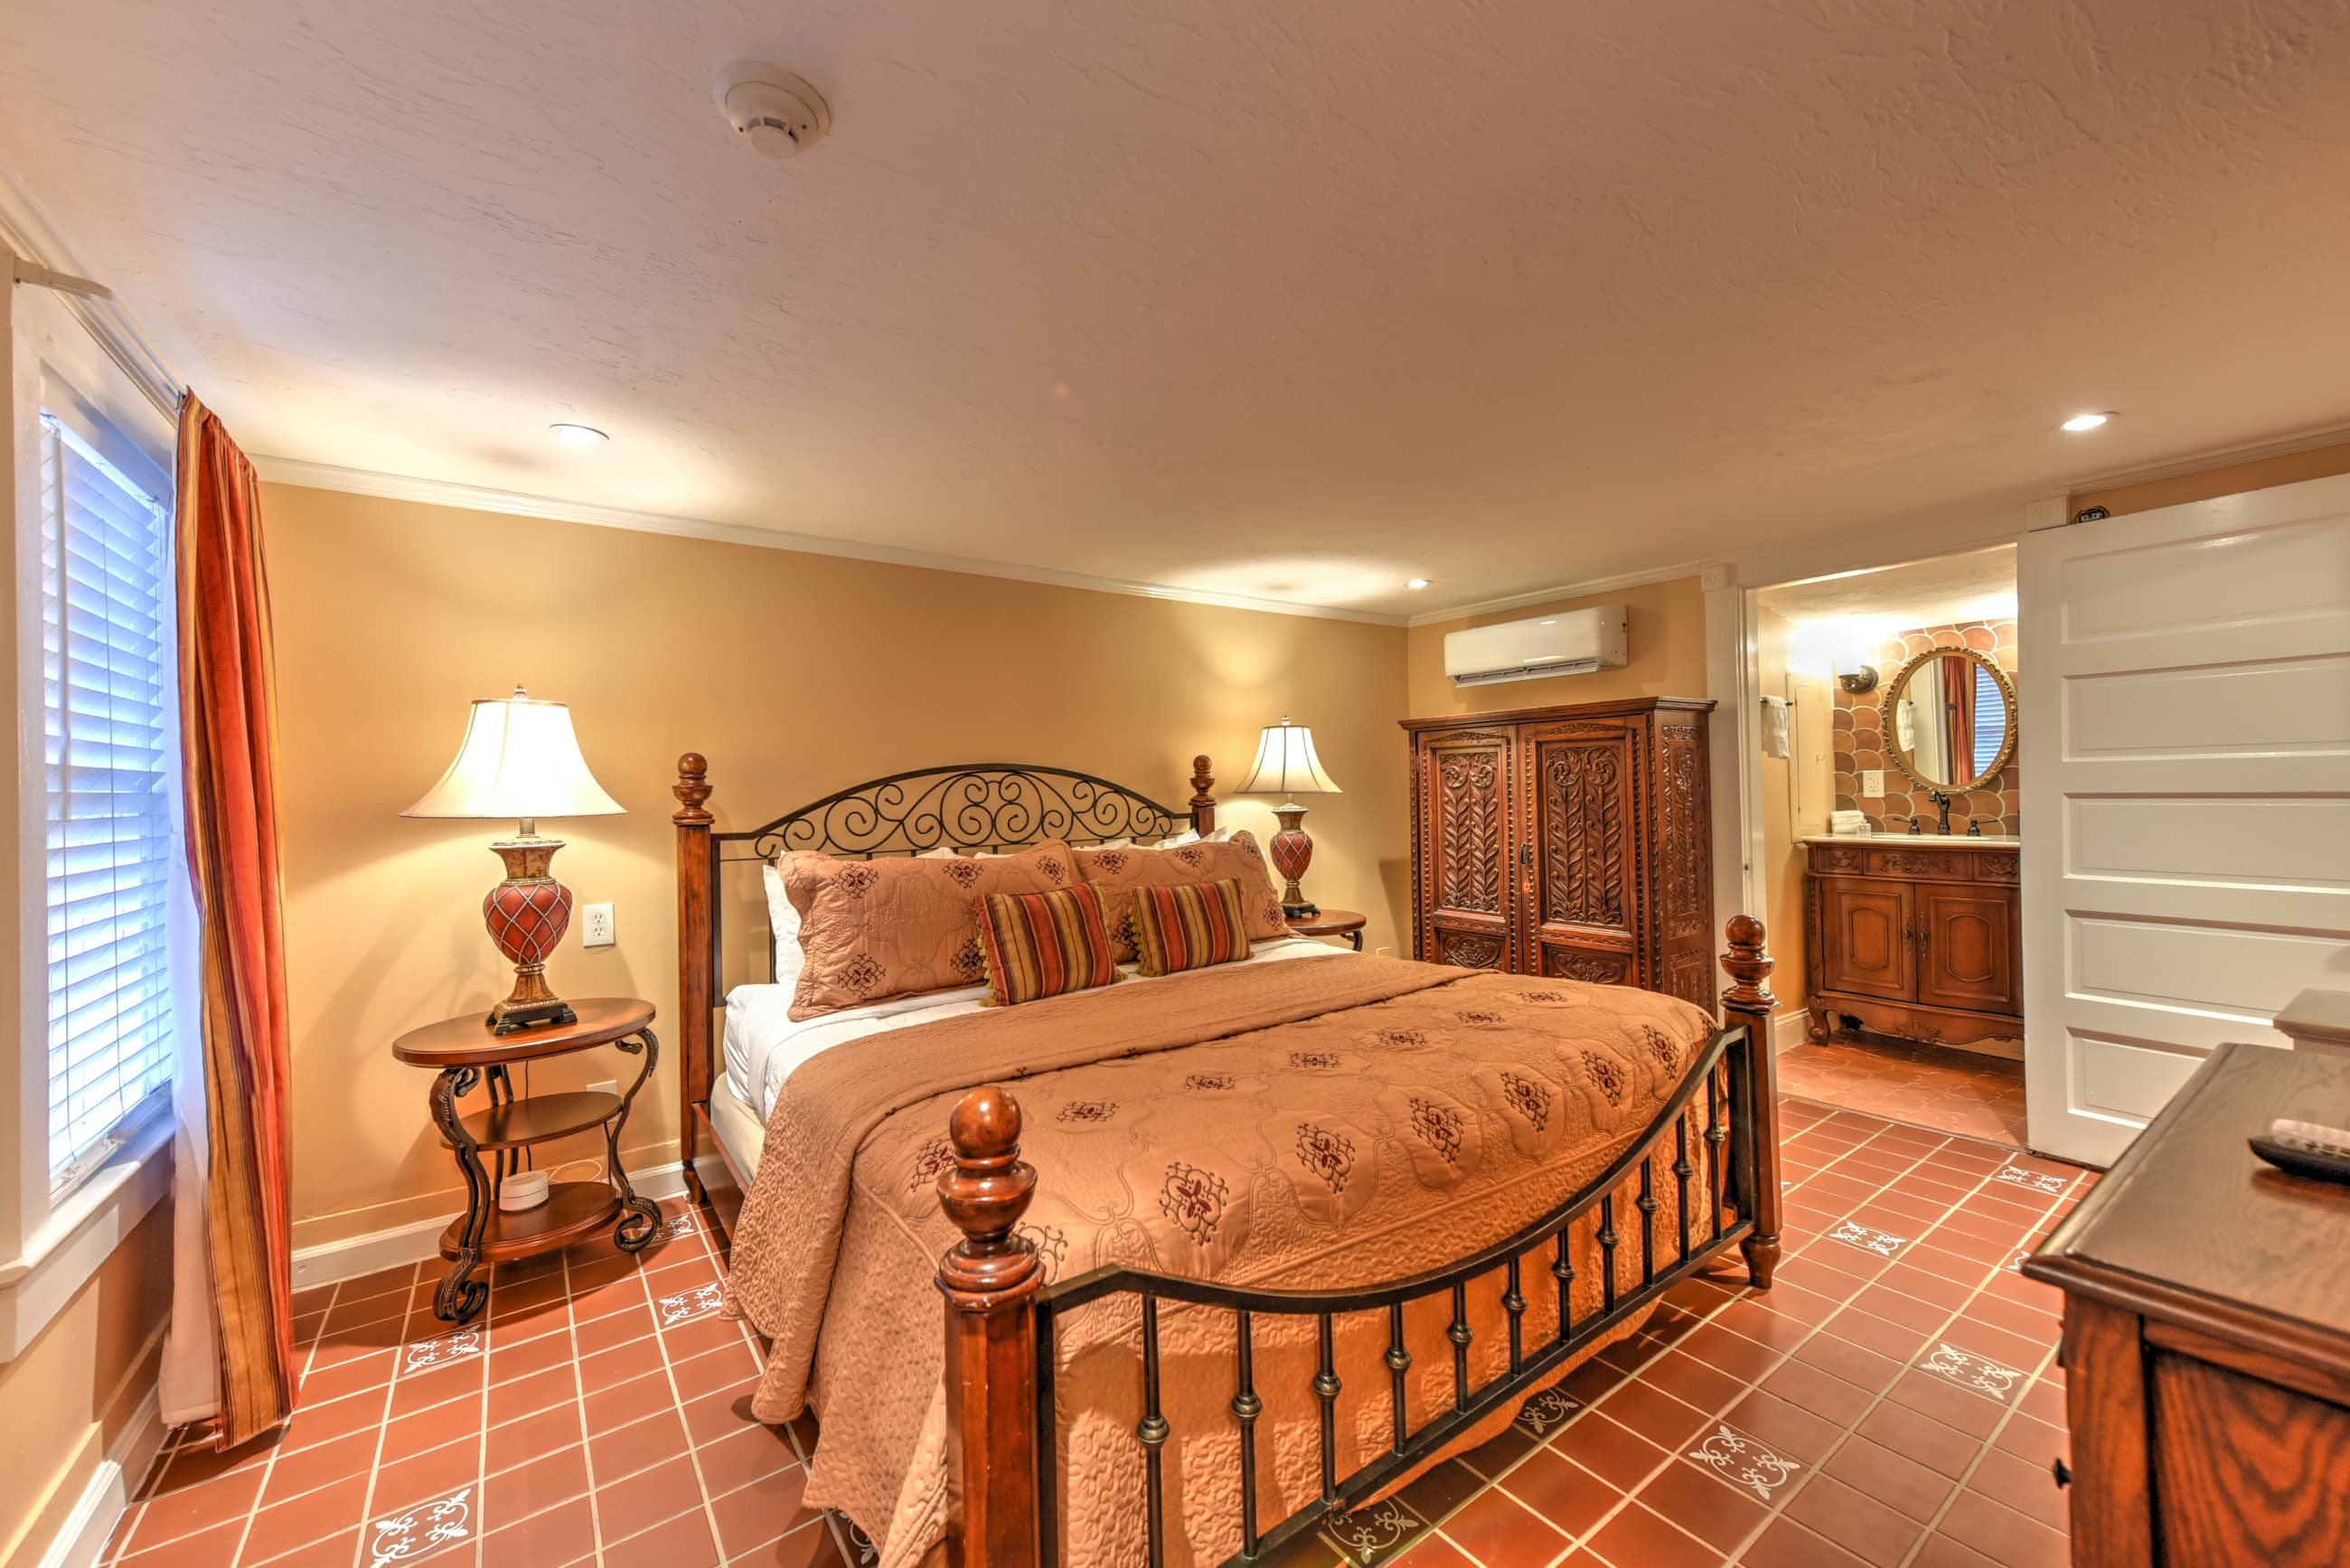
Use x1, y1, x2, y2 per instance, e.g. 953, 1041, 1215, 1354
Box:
1803, 837, 2020, 1049
1399, 697, 1716, 1010
2026, 1043, 2350, 1567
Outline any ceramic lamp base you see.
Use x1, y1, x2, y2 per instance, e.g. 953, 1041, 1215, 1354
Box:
1268, 804, 1319, 920
484, 834, 577, 1035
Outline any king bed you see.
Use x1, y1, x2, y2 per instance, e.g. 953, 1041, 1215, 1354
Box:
669, 753, 1782, 1568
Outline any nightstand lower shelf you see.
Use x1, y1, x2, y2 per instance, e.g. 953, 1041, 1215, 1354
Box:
438, 1180, 620, 1263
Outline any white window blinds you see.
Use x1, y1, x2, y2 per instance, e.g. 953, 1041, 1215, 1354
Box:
39, 408, 176, 1189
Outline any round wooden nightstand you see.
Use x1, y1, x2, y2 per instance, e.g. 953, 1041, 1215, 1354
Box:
1284, 908, 1367, 951
393, 997, 663, 1322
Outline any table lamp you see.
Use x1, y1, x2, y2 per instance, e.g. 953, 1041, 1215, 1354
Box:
404, 686, 625, 1033
1236, 717, 1342, 918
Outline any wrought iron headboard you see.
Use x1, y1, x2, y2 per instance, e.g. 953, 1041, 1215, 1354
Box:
691, 756, 1219, 989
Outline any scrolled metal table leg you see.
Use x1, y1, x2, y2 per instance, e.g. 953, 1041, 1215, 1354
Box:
1349, 932, 1363, 952
609, 1028, 664, 1252
430, 1066, 491, 1322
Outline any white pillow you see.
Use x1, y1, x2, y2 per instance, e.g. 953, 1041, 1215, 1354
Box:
761, 860, 806, 989
916, 845, 963, 859
1147, 827, 1233, 849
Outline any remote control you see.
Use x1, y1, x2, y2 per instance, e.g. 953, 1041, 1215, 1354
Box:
2250, 1118, 2350, 1185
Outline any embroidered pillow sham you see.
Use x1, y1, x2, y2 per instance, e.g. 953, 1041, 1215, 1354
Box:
1074, 831, 1288, 962
782, 839, 1078, 1019
1130, 878, 1255, 977
974, 883, 1119, 1007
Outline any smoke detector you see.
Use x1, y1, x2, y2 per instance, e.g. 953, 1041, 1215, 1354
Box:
714, 62, 831, 159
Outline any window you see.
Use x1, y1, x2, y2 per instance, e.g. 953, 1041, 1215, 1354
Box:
38, 405, 176, 1193
1970, 662, 2007, 779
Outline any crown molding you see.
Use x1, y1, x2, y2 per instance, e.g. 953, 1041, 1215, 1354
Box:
249, 456, 1410, 627
1404, 559, 1706, 628
2064, 420, 2350, 496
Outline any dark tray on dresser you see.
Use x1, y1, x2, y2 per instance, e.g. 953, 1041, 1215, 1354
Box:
2025, 1042, 2350, 1567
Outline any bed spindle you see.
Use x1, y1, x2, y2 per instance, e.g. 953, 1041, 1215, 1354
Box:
1598, 1196, 1619, 1314
1706, 1068, 1728, 1244
1502, 1258, 1526, 1376
935, 1085, 1043, 1568
1313, 1312, 1340, 1511
1674, 1114, 1694, 1263
1553, 1228, 1575, 1343
1638, 1157, 1659, 1287
1138, 1293, 1170, 1567
1231, 1309, 1261, 1557
1446, 1282, 1472, 1412
1384, 1303, 1410, 1455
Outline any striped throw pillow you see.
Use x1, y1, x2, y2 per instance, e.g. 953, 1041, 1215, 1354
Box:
973, 883, 1119, 1007
1130, 878, 1255, 978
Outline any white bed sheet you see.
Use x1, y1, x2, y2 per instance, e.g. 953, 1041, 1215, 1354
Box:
721, 935, 1347, 1121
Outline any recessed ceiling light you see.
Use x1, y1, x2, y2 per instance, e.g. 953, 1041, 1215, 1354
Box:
2059, 412, 2111, 433
1406, 578, 1430, 590
550, 423, 608, 446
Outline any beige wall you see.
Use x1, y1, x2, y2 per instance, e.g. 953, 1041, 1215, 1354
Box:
2071, 437, 2350, 519
0, 1201, 173, 1568
267, 484, 1415, 1249
1753, 609, 1825, 1014
1404, 577, 1710, 718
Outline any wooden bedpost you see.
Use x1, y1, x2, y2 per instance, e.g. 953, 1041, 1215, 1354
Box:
1720, 914, 1781, 1290
937, 1085, 1043, 1568
1189, 755, 1216, 836
673, 754, 716, 1205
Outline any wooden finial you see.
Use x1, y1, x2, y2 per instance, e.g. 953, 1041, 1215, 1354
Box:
936, 1085, 1040, 1306
672, 752, 713, 826
1189, 755, 1215, 810
1721, 914, 1775, 1012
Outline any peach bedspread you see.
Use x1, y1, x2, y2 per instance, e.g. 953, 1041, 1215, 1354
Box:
722, 955, 1725, 1568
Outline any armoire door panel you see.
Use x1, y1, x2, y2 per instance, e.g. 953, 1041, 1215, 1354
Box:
1517, 719, 1642, 974
1917, 887, 2020, 1013
1819, 880, 1915, 1000
1414, 728, 1517, 967
1651, 714, 1716, 1012
1532, 942, 1634, 986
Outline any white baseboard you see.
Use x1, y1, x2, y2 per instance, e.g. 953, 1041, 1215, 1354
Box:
37, 1387, 164, 1568
1772, 1009, 1810, 1054
291, 1162, 690, 1291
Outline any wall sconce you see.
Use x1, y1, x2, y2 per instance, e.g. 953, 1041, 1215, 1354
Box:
1837, 665, 1880, 695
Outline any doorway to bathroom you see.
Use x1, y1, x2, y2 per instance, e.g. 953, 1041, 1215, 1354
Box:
1747, 545, 2027, 1145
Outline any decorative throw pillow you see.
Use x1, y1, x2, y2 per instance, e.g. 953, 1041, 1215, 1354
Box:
783, 839, 1078, 1019
1130, 878, 1255, 977
973, 883, 1119, 1007
1074, 831, 1288, 962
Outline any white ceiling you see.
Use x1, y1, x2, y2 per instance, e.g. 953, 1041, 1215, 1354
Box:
5, 1, 2350, 619
1758, 544, 2016, 630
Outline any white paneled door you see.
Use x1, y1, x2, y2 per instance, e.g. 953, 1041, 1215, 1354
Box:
2021, 474, 2350, 1165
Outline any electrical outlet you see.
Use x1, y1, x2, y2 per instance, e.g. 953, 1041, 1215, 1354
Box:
581, 902, 615, 947
1860, 769, 1885, 798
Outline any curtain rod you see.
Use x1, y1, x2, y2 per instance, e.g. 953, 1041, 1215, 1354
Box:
1, 184, 185, 422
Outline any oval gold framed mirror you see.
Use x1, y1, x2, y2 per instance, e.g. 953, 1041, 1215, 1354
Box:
1879, 645, 2016, 793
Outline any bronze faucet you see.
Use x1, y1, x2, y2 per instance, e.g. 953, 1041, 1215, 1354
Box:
1928, 790, 1953, 835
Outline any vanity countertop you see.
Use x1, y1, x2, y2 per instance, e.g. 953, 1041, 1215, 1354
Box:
1802, 832, 2020, 849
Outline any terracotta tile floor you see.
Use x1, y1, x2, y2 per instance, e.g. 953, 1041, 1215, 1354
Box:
109, 1103, 2086, 1568
1776, 1033, 2030, 1147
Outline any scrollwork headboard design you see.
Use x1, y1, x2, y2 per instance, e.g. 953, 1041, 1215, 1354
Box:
670, 752, 1219, 1220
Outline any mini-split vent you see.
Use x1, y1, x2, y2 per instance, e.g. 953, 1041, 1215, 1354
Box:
1443, 605, 1631, 687
715, 63, 832, 160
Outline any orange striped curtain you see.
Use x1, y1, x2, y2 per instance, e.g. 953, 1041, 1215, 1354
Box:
175, 396, 295, 1447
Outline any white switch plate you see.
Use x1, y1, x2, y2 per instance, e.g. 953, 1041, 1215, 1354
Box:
1860, 770, 1885, 798
581, 902, 615, 947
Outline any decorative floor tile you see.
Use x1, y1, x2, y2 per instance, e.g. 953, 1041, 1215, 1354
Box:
1994, 1164, 2071, 1196
1825, 1218, 1906, 1258
368, 1483, 473, 1565
1319, 1495, 1430, 1564
1513, 1384, 1582, 1438
658, 1281, 726, 1327
1915, 1341, 2026, 1404
658, 1211, 700, 1241
1684, 1422, 1803, 1502
400, 1326, 483, 1375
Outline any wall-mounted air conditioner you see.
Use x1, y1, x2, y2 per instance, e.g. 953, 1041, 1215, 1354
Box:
1444, 605, 1629, 687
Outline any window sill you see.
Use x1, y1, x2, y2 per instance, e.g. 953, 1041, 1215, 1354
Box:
0, 1103, 174, 1362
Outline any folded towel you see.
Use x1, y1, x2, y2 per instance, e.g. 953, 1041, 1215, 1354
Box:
1828, 811, 1869, 837
1761, 696, 1791, 760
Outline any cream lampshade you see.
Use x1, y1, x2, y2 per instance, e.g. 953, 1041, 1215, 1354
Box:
405, 687, 624, 1033
1235, 718, 1342, 918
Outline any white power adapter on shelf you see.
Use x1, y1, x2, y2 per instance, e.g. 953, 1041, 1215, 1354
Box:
498, 1158, 604, 1213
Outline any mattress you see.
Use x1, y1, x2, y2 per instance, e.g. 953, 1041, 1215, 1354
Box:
715, 934, 1346, 1159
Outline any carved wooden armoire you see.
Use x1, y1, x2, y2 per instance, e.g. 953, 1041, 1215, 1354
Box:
1401, 697, 1717, 1010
